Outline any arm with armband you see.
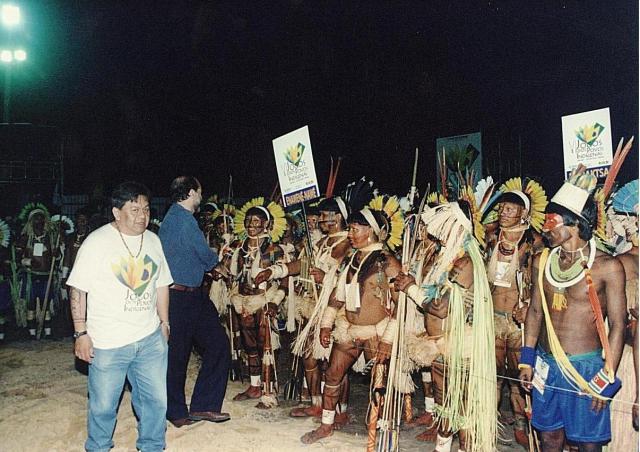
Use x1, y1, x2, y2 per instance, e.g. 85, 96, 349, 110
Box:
518, 346, 536, 370
588, 367, 622, 398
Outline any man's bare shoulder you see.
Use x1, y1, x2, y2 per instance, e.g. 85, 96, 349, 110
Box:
593, 250, 625, 278
617, 251, 638, 269
332, 238, 352, 259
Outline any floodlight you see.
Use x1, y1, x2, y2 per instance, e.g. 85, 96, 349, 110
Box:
1, 4, 20, 27
0, 49, 13, 63
13, 49, 25, 61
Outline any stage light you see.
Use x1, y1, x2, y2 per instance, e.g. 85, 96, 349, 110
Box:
0, 49, 13, 63
1, 4, 20, 27
13, 49, 25, 61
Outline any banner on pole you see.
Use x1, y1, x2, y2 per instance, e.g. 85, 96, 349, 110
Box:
435, 132, 482, 195
561, 107, 613, 180
272, 125, 320, 207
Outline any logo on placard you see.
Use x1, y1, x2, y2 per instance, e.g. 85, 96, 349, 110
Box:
284, 143, 305, 166
575, 123, 605, 146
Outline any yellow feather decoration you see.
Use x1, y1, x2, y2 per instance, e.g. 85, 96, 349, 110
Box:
497, 177, 548, 232
593, 188, 607, 241
367, 195, 405, 250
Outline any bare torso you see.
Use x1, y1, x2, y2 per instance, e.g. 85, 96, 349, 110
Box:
487, 229, 534, 313
538, 250, 625, 356
344, 250, 401, 326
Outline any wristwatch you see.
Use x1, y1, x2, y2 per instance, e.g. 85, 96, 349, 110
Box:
73, 330, 88, 339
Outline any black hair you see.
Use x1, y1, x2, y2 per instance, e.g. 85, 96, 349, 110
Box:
304, 201, 320, 216
111, 181, 151, 210
169, 176, 201, 203
546, 199, 595, 241
201, 203, 218, 213
499, 192, 527, 208
245, 206, 269, 221
318, 197, 346, 227
347, 209, 388, 237
317, 198, 340, 213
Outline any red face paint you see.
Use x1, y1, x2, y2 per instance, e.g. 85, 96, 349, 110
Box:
542, 213, 564, 233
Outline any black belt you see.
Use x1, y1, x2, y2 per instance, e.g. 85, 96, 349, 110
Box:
170, 284, 199, 293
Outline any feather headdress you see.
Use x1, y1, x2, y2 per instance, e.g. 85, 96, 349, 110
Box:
18, 202, 50, 224
612, 179, 639, 214
485, 177, 548, 232
549, 165, 597, 220
51, 214, 75, 236
234, 197, 286, 242
367, 195, 405, 250
342, 177, 377, 214
426, 192, 447, 206
0, 219, 10, 248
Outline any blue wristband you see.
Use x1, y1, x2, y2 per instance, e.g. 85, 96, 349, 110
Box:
519, 346, 536, 367
588, 368, 622, 398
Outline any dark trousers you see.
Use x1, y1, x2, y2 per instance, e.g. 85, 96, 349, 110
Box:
166, 288, 230, 420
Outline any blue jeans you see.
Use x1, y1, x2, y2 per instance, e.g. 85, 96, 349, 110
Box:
86, 327, 168, 452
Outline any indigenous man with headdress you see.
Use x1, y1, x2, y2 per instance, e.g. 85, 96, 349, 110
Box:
400, 198, 497, 452
300, 195, 404, 444
394, 193, 446, 441
483, 177, 547, 446
228, 197, 287, 408
15, 203, 62, 338
520, 166, 627, 451
207, 202, 237, 316
257, 195, 353, 419
304, 201, 323, 246
0, 218, 11, 342
604, 179, 639, 449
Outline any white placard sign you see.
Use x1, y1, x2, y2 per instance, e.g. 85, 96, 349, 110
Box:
272, 125, 320, 207
561, 107, 613, 180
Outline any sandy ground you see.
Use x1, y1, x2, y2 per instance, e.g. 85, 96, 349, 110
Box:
0, 339, 526, 452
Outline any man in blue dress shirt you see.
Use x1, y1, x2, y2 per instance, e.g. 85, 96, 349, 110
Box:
159, 176, 231, 427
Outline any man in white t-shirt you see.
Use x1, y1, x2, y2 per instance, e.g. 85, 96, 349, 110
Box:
67, 181, 173, 452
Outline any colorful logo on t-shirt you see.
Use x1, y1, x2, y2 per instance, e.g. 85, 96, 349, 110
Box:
111, 255, 158, 296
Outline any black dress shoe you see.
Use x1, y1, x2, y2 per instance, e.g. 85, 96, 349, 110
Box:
189, 411, 231, 423
169, 417, 199, 428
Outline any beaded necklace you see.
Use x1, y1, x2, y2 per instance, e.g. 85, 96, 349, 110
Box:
544, 238, 596, 310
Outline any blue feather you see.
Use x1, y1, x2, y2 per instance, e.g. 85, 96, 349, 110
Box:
613, 179, 639, 214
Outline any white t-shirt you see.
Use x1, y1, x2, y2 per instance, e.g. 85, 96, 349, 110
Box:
67, 223, 173, 349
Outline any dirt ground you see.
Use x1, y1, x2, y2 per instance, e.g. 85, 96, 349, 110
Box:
0, 338, 526, 452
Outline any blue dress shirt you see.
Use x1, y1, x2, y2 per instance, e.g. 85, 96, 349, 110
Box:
159, 203, 218, 287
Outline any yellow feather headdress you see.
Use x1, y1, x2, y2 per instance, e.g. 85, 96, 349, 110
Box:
367, 195, 405, 250
234, 197, 286, 243
497, 177, 548, 232
210, 203, 236, 226
426, 192, 447, 206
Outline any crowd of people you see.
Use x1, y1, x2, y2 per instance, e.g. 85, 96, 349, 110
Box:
0, 154, 638, 451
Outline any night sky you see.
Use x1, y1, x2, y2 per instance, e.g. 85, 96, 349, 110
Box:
4, 1, 638, 201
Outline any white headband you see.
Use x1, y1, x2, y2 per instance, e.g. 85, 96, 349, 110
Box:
509, 190, 530, 213
255, 205, 271, 222
28, 208, 46, 220
361, 208, 381, 236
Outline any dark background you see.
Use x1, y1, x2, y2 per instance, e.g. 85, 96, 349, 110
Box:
3, 1, 638, 201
